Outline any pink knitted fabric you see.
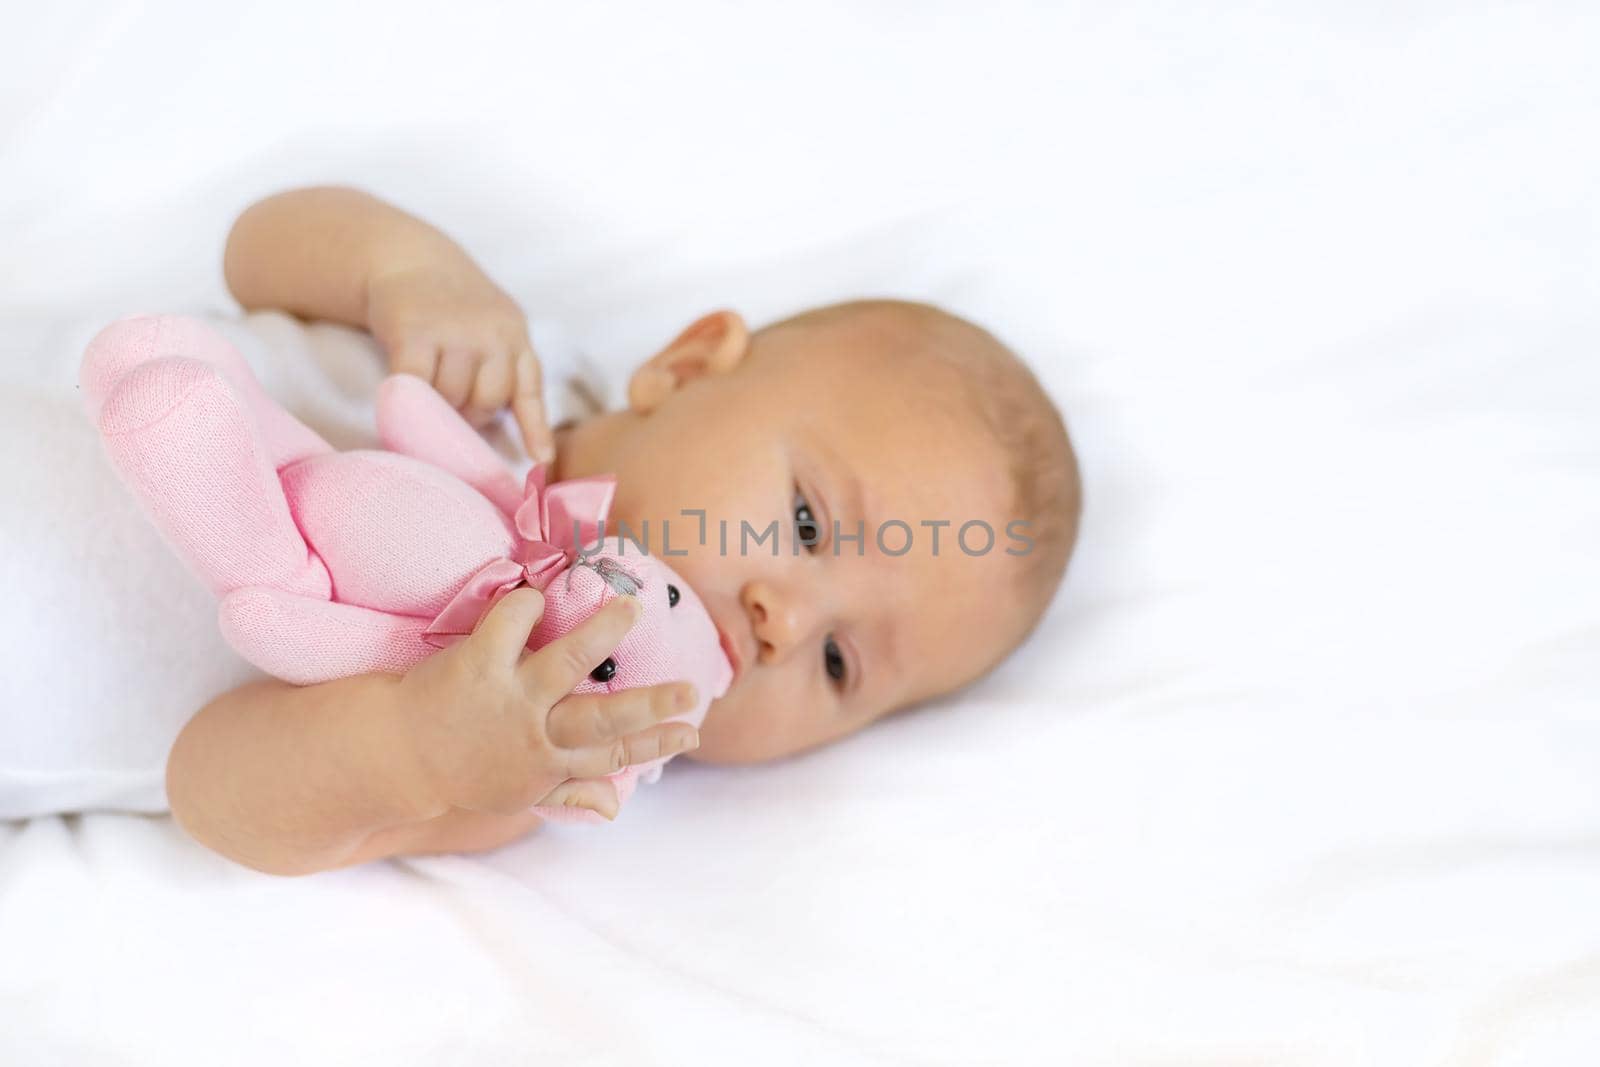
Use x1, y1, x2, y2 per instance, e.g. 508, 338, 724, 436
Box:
79, 314, 732, 823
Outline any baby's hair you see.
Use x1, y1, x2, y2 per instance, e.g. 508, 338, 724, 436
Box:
760, 299, 1082, 655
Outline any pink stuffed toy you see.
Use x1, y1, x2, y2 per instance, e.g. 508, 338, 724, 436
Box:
78, 314, 732, 823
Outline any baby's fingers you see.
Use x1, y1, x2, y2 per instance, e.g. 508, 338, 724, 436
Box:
465, 350, 515, 426
535, 778, 620, 821
547, 681, 697, 749
559, 722, 700, 780
469, 587, 547, 666
520, 595, 642, 704
512, 349, 554, 464
434, 348, 478, 409
390, 337, 440, 384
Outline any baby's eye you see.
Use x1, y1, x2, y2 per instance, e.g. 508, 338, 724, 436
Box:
823, 635, 847, 687
667, 583, 680, 608
793, 488, 821, 552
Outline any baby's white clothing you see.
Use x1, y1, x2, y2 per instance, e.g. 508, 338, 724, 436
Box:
0, 311, 598, 819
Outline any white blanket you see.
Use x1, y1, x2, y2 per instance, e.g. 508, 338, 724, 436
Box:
2, 2, 1597, 1064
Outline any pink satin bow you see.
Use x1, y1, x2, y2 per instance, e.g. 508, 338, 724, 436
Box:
423, 467, 618, 648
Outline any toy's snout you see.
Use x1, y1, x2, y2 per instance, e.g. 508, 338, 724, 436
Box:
531, 538, 733, 726
526, 539, 733, 823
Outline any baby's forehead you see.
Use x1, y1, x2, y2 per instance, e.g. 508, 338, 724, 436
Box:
741, 348, 912, 435
780, 368, 1009, 513
760, 309, 999, 413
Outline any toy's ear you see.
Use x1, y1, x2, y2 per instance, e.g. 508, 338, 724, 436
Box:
627, 310, 749, 414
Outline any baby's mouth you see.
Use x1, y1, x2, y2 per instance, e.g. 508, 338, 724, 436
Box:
713, 618, 743, 689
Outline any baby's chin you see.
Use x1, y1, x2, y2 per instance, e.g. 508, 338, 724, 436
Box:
679, 690, 780, 764
685, 684, 869, 765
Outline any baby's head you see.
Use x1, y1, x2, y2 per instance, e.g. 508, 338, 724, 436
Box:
553, 299, 1081, 761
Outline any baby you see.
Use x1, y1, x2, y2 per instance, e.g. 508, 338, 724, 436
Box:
164, 187, 1082, 874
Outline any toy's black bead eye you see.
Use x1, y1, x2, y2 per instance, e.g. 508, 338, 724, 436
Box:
667, 584, 680, 608
590, 657, 618, 683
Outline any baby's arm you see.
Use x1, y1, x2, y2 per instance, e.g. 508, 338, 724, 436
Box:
169, 671, 542, 872
223, 186, 553, 458
168, 590, 698, 876
333, 806, 549, 869
167, 671, 446, 876
223, 186, 447, 331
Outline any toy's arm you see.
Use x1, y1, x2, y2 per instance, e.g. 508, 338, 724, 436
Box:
218, 586, 437, 686
376, 374, 524, 514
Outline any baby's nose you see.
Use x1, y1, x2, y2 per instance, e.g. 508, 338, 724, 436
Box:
740, 580, 814, 664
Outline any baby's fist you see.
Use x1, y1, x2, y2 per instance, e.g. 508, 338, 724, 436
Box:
365, 263, 553, 462
394, 588, 698, 819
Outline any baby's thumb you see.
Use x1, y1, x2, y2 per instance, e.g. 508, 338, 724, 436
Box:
474, 587, 546, 664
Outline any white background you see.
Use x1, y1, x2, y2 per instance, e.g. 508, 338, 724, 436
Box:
2, 2, 1598, 1064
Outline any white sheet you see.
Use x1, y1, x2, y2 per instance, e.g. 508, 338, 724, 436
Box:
2, 2, 1597, 1063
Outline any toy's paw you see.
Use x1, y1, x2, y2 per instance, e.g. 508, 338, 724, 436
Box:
376, 373, 524, 515
219, 586, 434, 686
79, 314, 238, 422
96, 357, 227, 437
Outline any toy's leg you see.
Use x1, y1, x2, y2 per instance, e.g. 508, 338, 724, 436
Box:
94, 356, 331, 600
81, 313, 329, 470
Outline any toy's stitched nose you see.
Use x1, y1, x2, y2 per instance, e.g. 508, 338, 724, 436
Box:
590, 657, 617, 683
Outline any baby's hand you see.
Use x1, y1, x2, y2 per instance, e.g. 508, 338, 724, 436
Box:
365, 263, 555, 462
394, 587, 699, 820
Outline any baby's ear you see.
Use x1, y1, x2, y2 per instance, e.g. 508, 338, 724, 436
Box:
627, 309, 749, 413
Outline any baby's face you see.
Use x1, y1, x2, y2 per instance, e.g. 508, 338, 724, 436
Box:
558, 316, 1022, 762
